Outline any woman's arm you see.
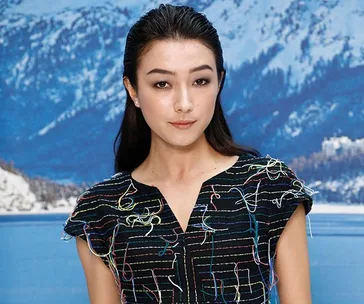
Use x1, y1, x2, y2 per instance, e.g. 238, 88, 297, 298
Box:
275, 203, 312, 304
76, 237, 122, 304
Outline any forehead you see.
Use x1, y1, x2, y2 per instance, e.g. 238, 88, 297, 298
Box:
138, 39, 216, 72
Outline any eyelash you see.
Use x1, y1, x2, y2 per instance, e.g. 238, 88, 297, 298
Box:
154, 78, 210, 89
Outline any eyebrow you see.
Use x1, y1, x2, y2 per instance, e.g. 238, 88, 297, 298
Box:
146, 64, 214, 75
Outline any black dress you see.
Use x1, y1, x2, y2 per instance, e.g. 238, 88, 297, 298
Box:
62, 152, 314, 304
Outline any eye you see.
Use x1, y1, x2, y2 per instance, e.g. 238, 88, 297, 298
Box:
154, 81, 170, 89
194, 78, 210, 86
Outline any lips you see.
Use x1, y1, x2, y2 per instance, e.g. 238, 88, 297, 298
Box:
170, 120, 196, 129
170, 120, 196, 125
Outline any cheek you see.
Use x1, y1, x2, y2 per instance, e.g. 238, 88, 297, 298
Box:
137, 91, 170, 125
195, 91, 217, 112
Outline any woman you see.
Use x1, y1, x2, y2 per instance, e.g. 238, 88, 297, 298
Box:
63, 4, 314, 304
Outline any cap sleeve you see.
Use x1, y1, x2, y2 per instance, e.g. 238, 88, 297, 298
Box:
264, 157, 315, 258
62, 187, 110, 267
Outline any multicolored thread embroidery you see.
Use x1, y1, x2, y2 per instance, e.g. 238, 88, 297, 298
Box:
62, 153, 316, 303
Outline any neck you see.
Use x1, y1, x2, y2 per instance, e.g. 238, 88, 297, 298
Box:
143, 136, 221, 183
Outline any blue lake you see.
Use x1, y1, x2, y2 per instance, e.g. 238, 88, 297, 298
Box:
1, 213, 364, 304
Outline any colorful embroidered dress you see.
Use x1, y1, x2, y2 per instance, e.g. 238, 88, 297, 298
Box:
62, 152, 315, 304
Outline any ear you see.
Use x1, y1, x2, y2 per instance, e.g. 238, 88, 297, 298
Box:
123, 77, 140, 107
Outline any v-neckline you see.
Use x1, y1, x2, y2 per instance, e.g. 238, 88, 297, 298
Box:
128, 153, 244, 234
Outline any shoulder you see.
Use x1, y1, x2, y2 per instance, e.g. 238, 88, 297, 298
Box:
238, 153, 315, 215
84, 171, 132, 195
239, 152, 291, 170
73, 171, 133, 211
63, 171, 132, 236
239, 152, 303, 182
236, 152, 294, 181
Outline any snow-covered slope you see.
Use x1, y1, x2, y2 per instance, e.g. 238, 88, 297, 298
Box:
0, 167, 38, 212
204, 0, 364, 85
5, 0, 364, 86
0, 164, 82, 213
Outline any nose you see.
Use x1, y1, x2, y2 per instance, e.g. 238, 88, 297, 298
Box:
174, 85, 193, 113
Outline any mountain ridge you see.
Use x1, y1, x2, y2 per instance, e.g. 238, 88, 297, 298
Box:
1, 0, 363, 205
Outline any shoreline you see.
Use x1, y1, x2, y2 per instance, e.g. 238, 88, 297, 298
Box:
311, 203, 364, 214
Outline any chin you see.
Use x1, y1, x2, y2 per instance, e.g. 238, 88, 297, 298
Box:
164, 133, 205, 149
151, 124, 208, 148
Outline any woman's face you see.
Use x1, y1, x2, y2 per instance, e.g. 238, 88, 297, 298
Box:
124, 39, 222, 149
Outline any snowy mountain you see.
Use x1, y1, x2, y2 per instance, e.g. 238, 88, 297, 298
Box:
0, 159, 86, 213
1, 0, 363, 206
290, 136, 364, 204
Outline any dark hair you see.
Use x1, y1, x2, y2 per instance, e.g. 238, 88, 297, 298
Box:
113, 4, 260, 173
